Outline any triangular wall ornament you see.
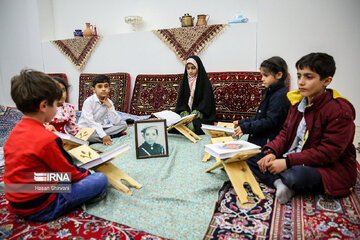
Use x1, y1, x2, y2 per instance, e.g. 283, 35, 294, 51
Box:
51, 36, 101, 70
152, 24, 227, 63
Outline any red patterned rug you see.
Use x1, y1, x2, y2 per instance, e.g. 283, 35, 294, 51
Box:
51, 36, 101, 70
205, 166, 360, 239
0, 161, 359, 239
78, 73, 131, 112
0, 196, 167, 239
153, 24, 227, 62
129, 72, 263, 122
270, 178, 360, 239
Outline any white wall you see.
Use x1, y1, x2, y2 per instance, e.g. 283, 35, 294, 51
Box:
257, 0, 360, 119
1, 0, 359, 124
0, 0, 44, 107
50, 0, 258, 40
42, 24, 257, 104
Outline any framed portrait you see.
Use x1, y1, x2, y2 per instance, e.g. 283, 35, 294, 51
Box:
135, 119, 169, 159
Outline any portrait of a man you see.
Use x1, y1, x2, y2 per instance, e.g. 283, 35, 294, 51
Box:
135, 119, 168, 159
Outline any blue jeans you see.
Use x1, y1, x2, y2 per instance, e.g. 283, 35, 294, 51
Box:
25, 172, 108, 222
247, 153, 323, 193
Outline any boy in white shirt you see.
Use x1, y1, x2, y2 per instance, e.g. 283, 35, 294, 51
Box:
78, 75, 127, 145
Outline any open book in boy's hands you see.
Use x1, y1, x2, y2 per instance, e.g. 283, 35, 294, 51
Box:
152, 110, 195, 127
54, 132, 89, 146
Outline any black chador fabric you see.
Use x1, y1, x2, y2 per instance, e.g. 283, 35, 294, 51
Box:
175, 55, 216, 135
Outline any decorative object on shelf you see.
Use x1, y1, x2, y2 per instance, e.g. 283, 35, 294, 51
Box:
51, 36, 101, 70
83, 22, 94, 36
228, 14, 248, 24
196, 14, 209, 26
152, 24, 227, 62
179, 13, 194, 27
124, 16, 142, 31
74, 29, 83, 38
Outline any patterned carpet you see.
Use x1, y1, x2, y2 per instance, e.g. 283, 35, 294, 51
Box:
1, 166, 359, 239
51, 36, 101, 71
152, 24, 227, 62
0, 108, 23, 147
0, 107, 359, 239
205, 169, 360, 239
0, 195, 166, 239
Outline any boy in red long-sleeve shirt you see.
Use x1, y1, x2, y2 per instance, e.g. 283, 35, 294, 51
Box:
4, 69, 108, 221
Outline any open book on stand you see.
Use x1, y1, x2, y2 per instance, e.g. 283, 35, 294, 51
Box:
201, 124, 235, 134
205, 140, 261, 159
55, 132, 89, 146
152, 110, 195, 128
71, 144, 130, 170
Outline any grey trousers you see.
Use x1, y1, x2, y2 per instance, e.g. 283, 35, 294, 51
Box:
88, 122, 127, 143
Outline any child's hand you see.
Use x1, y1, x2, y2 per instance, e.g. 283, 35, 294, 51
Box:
233, 121, 239, 128
100, 97, 112, 108
184, 115, 194, 124
102, 135, 113, 145
258, 153, 276, 173
45, 125, 57, 132
267, 159, 287, 174
232, 126, 243, 138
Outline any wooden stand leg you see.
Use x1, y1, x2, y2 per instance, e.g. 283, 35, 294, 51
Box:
175, 124, 197, 143
95, 162, 142, 196
205, 149, 264, 204
205, 161, 223, 173
202, 152, 211, 162
187, 127, 202, 140
223, 161, 265, 204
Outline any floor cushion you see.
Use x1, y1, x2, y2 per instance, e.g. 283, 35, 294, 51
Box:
129, 74, 183, 116
129, 72, 264, 122
78, 73, 131, 112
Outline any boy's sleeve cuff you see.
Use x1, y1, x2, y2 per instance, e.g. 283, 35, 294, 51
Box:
285, 156, 291, 169
263, 148, 275, 156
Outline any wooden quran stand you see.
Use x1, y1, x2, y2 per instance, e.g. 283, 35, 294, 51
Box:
63, 128, 142, 195
68, 145, 142, 195
205, 149, 265, 204
203, 123, 265, 204
167, 121, 202, 143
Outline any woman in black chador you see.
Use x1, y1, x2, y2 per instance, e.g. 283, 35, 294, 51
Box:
174, 55, 216, 135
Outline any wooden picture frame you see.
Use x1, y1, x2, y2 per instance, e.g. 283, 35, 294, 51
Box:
135, 119, 169, 159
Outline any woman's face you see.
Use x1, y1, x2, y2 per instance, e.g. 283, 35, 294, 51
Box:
58, 82, 67, 106
187, 63, 198, 78
143, 128, 158, 145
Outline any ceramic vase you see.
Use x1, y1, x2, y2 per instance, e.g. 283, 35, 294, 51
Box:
83, 23, 93, 37
196, 15, 209, 26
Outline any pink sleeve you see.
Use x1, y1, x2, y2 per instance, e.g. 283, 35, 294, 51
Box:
65, 104, 80, 135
